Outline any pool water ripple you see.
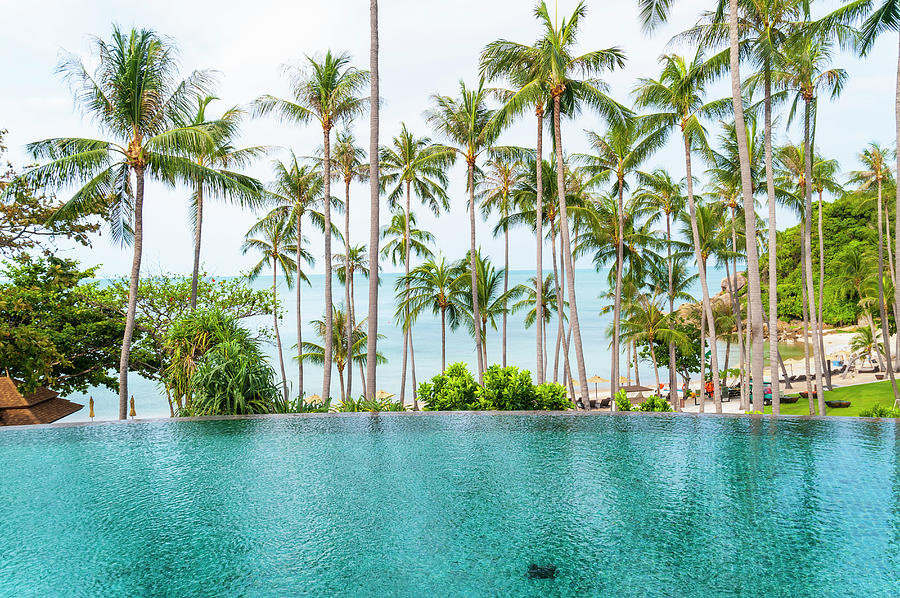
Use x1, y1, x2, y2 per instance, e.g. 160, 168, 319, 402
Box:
1, 414, 899, 597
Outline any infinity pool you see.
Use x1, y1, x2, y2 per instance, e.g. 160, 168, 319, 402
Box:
1, 413, 898, 597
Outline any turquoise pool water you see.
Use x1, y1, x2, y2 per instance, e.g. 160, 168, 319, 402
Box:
1, 414, 898, 597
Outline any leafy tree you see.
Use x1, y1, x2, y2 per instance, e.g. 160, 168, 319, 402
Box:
0, 254, 123, 395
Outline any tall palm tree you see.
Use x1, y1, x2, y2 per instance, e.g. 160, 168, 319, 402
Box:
426, 79, 503, 383
633, 51, 731, 410
334, 244, 369, 397
576, 118, 665, 398
261, 155, 331, 398
621, 291, 689, 392
367, 0, 381, 401
479, 157, 524, 367
254, 50, 369, 401
526, 0, 628, 403
243, 216, 308, 401
811, 153, 842, 388
183, 96, 266, 310
635, 169, 686, 408
329, 131, 368, 398
511, 273, 562, 377
397, 256, 465, 372
848, 143, 900, 403
16, 27, 220, 419
774, 29, 847, 414
380, 124, 453, 399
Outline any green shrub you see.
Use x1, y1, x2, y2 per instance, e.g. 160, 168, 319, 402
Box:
533, 383, 571, 410
614, 389, 632, 411
187, 336, 280, 416
636, 394, 673, 412
335, 397, 407, 412
419, 362, 480, 410
477, 365, 535, 410
860, 403, 900, 418
271, 395, 332, 413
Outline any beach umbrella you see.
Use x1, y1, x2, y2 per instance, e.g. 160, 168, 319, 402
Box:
306, 394, 323, 403
376, 390, 395, 400
129, 396, 136, 419
88, 397, 94, 421
587, 376, 609, 399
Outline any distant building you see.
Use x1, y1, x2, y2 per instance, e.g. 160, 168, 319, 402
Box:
0, 375, 82, 426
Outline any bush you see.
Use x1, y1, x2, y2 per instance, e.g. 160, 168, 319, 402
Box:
419, 362, 480, 410
860, 403, 900, 418
335, 397, 407, 412
271, 395, 332, 414
614, 389, 632, 411
533, 383, 571, 410
635, 394, 673, 412
420, 363, 572, 411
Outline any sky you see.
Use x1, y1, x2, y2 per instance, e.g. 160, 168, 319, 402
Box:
1, 0, 897, 277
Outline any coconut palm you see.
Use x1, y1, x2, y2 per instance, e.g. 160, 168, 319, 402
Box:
334, 244, 370, 396
260, 155, 333, 398
621, 291, 689, 392
366, 0, 381, 401
380, 124, 453, 400
576, 118, 666, 398
300, 307, 385, 402
633, 51, 733, 410
254, 49, 369, 400
13, 27, 227, 419
183, 96, 266, 310
426, 79, 504, 382
511, 274, 563, 378
848, 143, 900, 403
834, 244, 884, 371
396, 256, 465, 372
479, 157, 524, 366
243, 216, 309, 401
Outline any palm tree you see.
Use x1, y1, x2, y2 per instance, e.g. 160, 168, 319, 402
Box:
511, 273, 562, 377
300, 307, 385, 402
367, 0, 381, 402
380, 124, 453, 400
254, 49, 369, 401
330, 131, 368, 388
834, 244, 884, 372
621, 291, 689, 392
526, 0, 628, 404
848, 143, 900, 403
397, 256, 465, 372
479, 157, 523, 367
243, 216, 308, 401
183, 96, 266, 310
850, 325, 883, 366
335, 244, 370, 396
633, 51, 731, 411
576, 118, 665, 398
261, 155, 330, 398
426, 79, 503, 383
811, 153, 842, 388
15, 27, 221, 419
635, 169, 686, 408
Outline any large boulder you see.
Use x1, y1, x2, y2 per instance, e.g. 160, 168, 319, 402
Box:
721, 272, 747, 294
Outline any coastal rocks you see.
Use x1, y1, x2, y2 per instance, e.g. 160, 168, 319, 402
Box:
721, 272, 747, 294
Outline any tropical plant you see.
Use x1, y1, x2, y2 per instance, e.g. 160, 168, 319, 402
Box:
12, 26, 221, 419
254, 49, 369, 400
334, 244, 370, 398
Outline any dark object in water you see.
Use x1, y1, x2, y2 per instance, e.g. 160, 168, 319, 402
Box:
825, 400, 851, 409
527, 564, 557, 579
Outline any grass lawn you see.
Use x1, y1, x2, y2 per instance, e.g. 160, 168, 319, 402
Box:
763, 380, 896, 417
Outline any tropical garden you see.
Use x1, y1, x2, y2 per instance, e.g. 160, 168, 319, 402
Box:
4, 0, 900, 419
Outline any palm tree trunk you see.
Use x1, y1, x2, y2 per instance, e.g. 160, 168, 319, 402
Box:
551, 227, 563, 382
666, 213, 678, 410
535, 107, 545, 385
699, 305, 706, 414
365, 0, 380, 401
467, 159, 485, 383
626, 339, 632, 387
347, 268, 356, 400
779, 350, 792, 390
800, 232, 814, 414
728, 211, 748, 411
440, 306, 447, 372
633, 339, 641, 387
650, 338, 660, 394
802, 100, 826, 416
345, 178, 353, 400
118, 166, 145, 419
400, 182, 412, 404
683, 136, 722, 412
272, 262, 288, 401
759, 74, 780, 414
612, 180, 625, 400
502, 212, 509, 368
322, 126, 334, 400
552, 93, 589, 407
296, 214, 304, 398
875, 176, 900, 402
338, 367, 345, 402
818, 191, 832, 390
728, 0, 765, 413
410, 326, 418, 409
400, 326, 409, 404
884, 203, 900, 370
190, 181, 203, 310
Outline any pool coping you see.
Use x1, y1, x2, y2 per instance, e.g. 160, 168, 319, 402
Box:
2, 408, 898, 432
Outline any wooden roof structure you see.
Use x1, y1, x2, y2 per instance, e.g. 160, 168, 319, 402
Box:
0, 375, 82, 426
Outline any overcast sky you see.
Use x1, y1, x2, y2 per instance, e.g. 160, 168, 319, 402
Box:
2, 0, 896, 277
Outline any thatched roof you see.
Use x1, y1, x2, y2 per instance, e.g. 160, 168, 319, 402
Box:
0, 376, 82, 426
